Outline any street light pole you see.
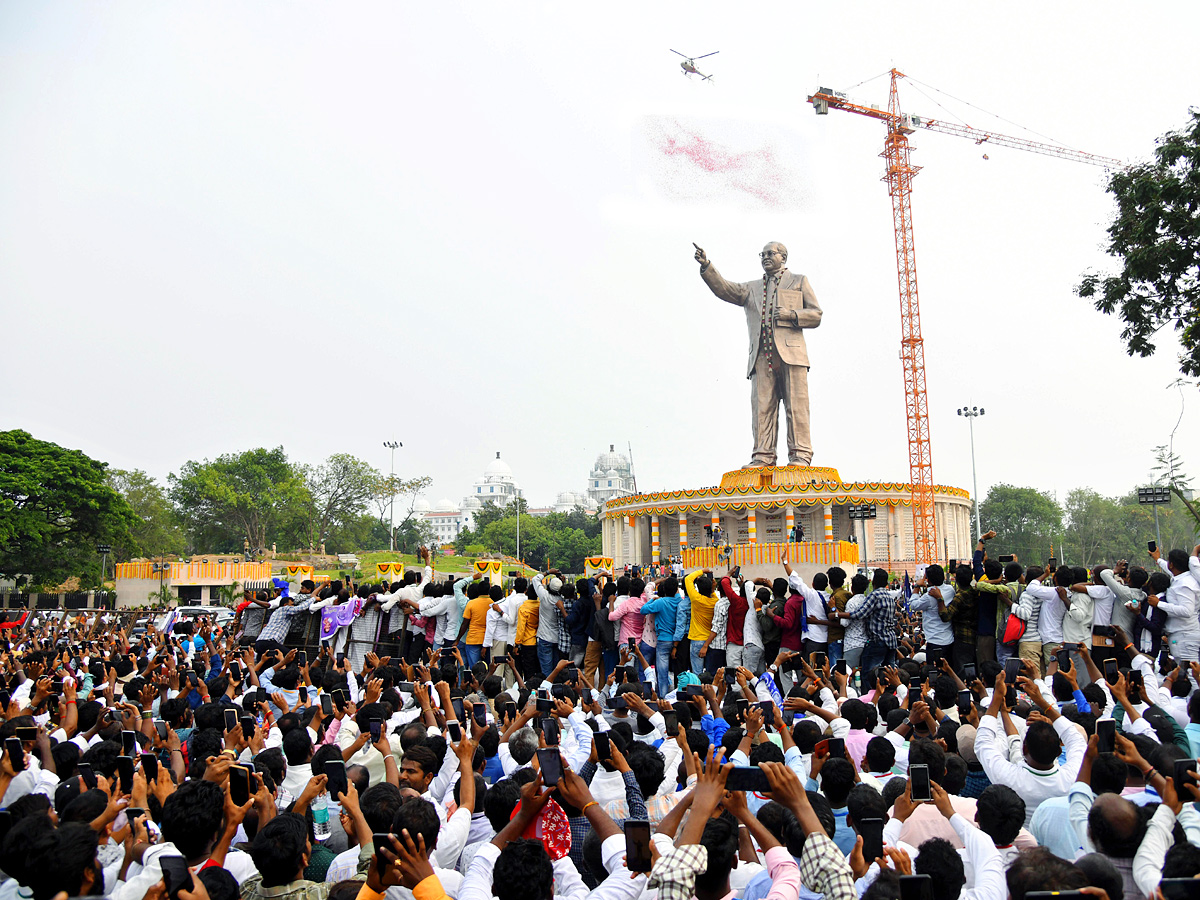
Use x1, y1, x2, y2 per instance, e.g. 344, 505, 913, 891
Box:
1138, 486, 1171, 549
957, 406, 986, 541
848, 504, 876, 574
383, 440, 401, 552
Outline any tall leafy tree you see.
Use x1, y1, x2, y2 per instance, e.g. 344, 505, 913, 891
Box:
370, 474, 434, 549
297, 453, 381, 550
106, 468, 187, 560
168, 447, 308, 554
1078, 111, 1200, 377
979, 484, 1064, 566
0, 430, 137, 588
1062, 488, 1123, 568
464, 503, 601, 571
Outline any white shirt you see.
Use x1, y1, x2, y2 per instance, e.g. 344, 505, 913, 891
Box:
950, 812, 1007, 900
336, 721, 403, 786
785, 571, 828, 642
909, 584, 955, 645
741, 583, 763, 648
417, 591, 459, 646
459, 833, 641, 900
1039, 586, 1067, 643
489, 592, 522, 645
1157, 557, 1200, 634
1088, 584, 1116, 626
281, 761, 313, 801
975, 713, 1086, 827
432, 807, 473, 871
325, 844, 365, 883
1134, 803, 1200, 899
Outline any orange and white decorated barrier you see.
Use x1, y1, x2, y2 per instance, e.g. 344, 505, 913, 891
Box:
113, 562, 273, 582
376, 562, 405, 582
681, 541, 859, 569
585, 557, 614, 578
473, 560, 503, 581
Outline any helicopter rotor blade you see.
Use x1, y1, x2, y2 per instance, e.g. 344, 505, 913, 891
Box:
669, 49, 690, 58
694, 51, 719, 59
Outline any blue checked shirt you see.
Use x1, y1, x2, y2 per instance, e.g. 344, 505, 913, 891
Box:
256, 595, 318, 644
557, 592, 575, 655
844, 588, 900, 648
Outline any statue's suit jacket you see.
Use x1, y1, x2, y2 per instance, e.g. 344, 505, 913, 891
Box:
701, 265, 822, 378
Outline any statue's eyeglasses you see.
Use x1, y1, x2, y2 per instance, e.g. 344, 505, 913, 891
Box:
759, 251, 783, 259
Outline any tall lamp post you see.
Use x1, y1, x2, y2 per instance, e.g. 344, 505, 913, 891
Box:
847, 504, 876, 573
153, 555, 170, 606
383, 440, 401, 552
957, 406, 985, 541
96, 544, 111, 584
1138, 485, 1171, 550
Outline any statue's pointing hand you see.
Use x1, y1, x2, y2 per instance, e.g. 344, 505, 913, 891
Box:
693, 243, 708, 267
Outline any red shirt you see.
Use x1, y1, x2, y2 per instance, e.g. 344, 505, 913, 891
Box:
720, 577, 749, 646
774, 593, 806, 650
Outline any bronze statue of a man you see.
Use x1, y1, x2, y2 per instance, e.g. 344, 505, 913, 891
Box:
694, 241, 823, 467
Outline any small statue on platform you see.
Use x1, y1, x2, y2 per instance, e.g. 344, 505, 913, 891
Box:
694, 241, 823, 467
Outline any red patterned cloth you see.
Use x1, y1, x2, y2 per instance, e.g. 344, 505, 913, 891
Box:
510, 798, 572, 860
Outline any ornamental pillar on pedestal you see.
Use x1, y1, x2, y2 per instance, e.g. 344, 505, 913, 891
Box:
823, 504, 833, 543
748, 508, 757, 544
651, 514, 659, 563
678, 513, 688, 550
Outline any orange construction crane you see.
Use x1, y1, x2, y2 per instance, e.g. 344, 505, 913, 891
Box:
807, 69, 1120, 566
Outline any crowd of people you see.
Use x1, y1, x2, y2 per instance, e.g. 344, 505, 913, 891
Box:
2, 539, 1200, 900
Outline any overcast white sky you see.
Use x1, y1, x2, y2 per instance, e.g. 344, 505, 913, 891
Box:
3, 3, 1198, 513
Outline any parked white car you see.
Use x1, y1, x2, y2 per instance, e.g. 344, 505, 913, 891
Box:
154, 605, 234, 631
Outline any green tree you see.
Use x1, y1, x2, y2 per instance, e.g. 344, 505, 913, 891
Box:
0, 430, 137, 588
370, 474, 434, 550
324, 512, 382, 555
1078, 111, 1200, 377
466, 503, 601, 572
168, 447, 308, 555
1062, 488, 1123, 568
1151, 443, 1200, 533
979, 484, 1063, 566
297, 454, 381, 550
106, 468, 187, 561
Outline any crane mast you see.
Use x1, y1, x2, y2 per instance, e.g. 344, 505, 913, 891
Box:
806, 69, 1121, 568
885, 70, 938, 568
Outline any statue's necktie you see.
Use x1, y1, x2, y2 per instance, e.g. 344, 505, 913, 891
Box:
761, 275, 778, 373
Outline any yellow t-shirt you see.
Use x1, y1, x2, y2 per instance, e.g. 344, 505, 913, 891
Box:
463, 595, 491, 645
515, 598, 541, 646
685, 570, 717, 641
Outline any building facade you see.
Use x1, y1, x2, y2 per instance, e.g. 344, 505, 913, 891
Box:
587, 445, 635, 505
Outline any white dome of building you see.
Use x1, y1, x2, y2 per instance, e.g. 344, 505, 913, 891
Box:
588, 444, 635, 505
484, 453, 513, 479
554, 490, 593, 513
434, 498, 458, 512
412, 497, 431, 513
593, 446, 630, 474
461, 452, 522, 527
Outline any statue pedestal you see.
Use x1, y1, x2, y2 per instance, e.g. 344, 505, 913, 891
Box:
601, 463, 974, 577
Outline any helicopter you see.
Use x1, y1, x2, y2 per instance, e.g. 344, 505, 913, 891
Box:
670, 49, 717, 81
